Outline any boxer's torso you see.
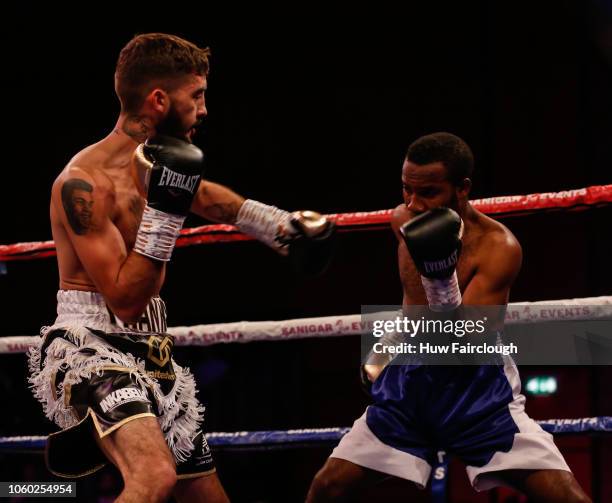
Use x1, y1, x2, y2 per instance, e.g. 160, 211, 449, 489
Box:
51, 137, 163, 292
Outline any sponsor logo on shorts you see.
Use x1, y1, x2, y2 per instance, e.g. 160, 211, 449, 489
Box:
99, 387, 149, 413
196, 437, 213, 466
146, 369, 176, 381
147, 335, 173, 367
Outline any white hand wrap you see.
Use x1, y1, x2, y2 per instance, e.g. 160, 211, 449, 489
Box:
421, 272, 462, 311
235, 199, 292, 253
133, 205, 185, 262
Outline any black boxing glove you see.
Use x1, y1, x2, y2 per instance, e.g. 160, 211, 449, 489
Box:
143, 135, 205, 216
400, 207, 463, 310
283, 211, 336, 276
133, 135, 205, 261
235, 201, 336, 276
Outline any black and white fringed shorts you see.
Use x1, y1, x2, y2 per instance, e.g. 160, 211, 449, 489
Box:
28, 290, 214, 479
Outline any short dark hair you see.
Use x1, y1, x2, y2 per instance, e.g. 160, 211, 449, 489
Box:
115, 33, 211, 113
406, 132, 474, 186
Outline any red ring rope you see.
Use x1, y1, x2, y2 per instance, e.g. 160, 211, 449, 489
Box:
1, 184, 610, 262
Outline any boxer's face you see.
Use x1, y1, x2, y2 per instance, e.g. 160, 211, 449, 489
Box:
71, 189, 94, 230
402, 160, 468, 215
157, 74, 207, 143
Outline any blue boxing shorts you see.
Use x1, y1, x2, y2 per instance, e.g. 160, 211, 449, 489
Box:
331, 357, 570, 491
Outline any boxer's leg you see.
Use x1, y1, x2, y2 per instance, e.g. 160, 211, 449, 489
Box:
173, 430, 229, 503
95, 416, 177, 503
306, 457, 388, 503
308, 364, 433, 501
307, 407, 431, 501
498, 469, 591, 503
450, 362, 589, 501
174, 473, 230, 503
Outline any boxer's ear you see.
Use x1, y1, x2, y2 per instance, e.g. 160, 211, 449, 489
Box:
146, 88, 169, 113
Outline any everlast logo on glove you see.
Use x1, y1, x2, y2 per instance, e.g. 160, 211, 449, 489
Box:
424, 249, 459, 275
158, 166, 200, 194
141, 134, 206, 219
401, 208, 463, 281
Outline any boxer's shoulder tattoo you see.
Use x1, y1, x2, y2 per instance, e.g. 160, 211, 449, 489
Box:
61, 178, 95, 235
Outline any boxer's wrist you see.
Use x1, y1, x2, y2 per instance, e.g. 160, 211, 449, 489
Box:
133, 205, 185, 262
420, 272, 462, 311
235, 199, 292, 253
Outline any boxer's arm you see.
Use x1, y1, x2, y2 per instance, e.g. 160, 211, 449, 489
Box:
190, 180, 245, 223
53, 168, 164, 322
191, 180, 335, 275
392, 204, 426, 305
462, 232, 522, 305
362, 205, 415, 383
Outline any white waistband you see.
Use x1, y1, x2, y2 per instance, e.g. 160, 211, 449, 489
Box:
53, 290, 115, 332
56, 289, 108, 312
51, 290, 167, 334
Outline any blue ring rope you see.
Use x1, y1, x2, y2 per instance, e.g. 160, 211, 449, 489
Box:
1, 417, 610, 451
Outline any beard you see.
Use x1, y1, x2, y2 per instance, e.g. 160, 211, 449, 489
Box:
156, 103, 193, 142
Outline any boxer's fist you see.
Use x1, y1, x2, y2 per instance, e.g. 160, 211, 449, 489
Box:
281, 211, 336, 276
142, 135, 205, 217
400, 208, 462, 280
235, 201, 336, 275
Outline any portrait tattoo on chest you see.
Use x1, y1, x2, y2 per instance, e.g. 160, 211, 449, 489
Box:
61, 179, 94, 235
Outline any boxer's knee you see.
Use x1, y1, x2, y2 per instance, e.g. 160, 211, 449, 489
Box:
559, 487, 591, 503
502, 469, 591, 503
306, 467, 351, 503
126, 456, 177, 503
538, 491, 591, 503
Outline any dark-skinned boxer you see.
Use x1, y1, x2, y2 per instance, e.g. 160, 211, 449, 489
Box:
307, 132, 590, 503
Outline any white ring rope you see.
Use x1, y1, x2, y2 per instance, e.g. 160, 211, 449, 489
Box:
1, 295, 610, 354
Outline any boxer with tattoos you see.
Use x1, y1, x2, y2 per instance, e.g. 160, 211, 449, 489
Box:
28, 33, 333, 503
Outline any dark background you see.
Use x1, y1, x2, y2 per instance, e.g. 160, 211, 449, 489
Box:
1, 2, 612, 502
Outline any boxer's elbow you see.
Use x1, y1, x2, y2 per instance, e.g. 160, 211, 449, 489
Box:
114, 305, 146, 324
107, 296, 149, 324
102, 275, 159, 323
